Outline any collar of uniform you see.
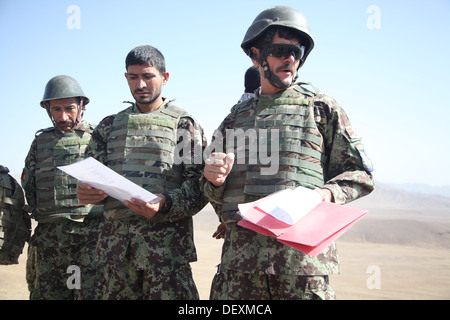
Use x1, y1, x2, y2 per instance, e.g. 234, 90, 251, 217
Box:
74, 120, 90, 132
131, 97, 171, 114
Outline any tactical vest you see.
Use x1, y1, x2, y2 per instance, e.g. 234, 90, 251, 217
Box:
104, 100, 187, 220
220, 84, 325, 223
34, 121, 102, 221
0, 166, 31, 264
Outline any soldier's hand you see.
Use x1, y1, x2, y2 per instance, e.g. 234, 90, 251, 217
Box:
124, 194, 165, 219
77, 182, 108, 204
204, 152, 235, 187
314, 188, 333, 202
212, 223, 226, 239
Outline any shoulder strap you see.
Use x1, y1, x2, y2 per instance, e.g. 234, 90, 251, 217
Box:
35, 126, 54, 137
231, 96, 255, 114
294, 82, 319, 97
161, 100, 189, 118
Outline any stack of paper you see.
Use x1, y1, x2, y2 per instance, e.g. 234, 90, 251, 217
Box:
237, 187, 368, 256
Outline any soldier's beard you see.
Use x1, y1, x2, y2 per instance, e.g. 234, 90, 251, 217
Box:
133, 89, 160, 106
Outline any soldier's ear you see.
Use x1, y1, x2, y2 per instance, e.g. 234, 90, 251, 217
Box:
250, 47, 261, 61
162, 71, 169, 85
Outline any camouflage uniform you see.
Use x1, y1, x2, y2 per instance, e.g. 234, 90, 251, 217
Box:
22, 121, 104, 300
203, 83, 374, 300
87, 99, 207, 300
0, 165, 31, 265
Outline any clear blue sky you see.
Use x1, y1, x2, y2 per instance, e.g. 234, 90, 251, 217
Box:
1, 0, 449, 186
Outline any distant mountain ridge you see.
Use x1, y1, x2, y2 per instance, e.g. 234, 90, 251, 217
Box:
387, 182, 450, 198
351, 181, 450, 218
10, 173, 450, 218
345, 181, 450, 248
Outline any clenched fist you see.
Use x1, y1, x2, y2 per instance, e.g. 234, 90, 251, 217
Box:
204, 152, 234, 187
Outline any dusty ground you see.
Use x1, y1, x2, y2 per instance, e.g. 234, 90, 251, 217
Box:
1, 205, 449, 300
191, 208, 450, 300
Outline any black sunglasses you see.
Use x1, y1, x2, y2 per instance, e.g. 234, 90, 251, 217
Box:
264, 44, 305, 60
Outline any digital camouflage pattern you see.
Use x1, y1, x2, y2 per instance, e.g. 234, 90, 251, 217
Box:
86, 100, 207, 299
215, 85, 327, 225
22, 121, 103, 221
210, 270, 335, 300
98, 100, 206, 221
22, 121, 104, 299
26, 218, 102, 300
203, 82, 374, 299
0, 165, 31, 265
95, 217, 199, 299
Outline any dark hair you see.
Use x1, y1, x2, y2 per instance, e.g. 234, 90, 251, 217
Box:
125, 45, 166, 74
244, 66, 261, 93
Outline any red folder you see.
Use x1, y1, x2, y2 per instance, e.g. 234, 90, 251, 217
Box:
237, 197, 367, 257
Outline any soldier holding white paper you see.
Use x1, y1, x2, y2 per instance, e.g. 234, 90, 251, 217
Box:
203, 6, 374, 300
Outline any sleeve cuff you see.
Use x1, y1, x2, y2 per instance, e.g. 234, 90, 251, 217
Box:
158, 193, 173, 214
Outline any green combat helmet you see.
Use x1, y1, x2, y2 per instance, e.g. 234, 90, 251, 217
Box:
40, 75, 90, 131
241, 6, 314, 89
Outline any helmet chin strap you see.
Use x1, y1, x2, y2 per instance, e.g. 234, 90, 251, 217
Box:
45, 100, 84, 134
258, 50, 302, 91
74, 102, 85, 128
261, 60, 290, 90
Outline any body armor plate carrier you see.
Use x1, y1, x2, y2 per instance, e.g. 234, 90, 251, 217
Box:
0, 166, 31, 264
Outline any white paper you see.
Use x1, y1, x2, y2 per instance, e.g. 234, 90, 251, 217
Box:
254, 187, 322, 225
57, 157, 161, 204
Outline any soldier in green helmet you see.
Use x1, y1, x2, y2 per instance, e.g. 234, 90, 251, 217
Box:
76, 45, 207, 300
21, 75, 104, 299
203, 6, 375, 299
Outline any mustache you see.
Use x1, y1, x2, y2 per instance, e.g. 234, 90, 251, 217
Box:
57, 121, 74, 126
134, 89, 151, 94
275, 63, 295, 73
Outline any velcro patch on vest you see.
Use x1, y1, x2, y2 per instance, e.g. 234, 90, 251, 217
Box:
128, 117, 176, 129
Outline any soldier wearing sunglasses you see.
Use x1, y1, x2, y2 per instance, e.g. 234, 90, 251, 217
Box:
203, 6, 374, 300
